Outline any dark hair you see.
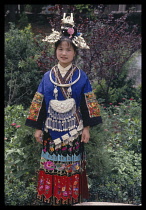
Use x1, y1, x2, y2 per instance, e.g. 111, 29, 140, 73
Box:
54, 36, 78, 59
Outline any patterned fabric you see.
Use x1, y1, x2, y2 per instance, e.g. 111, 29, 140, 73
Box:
37, 170, 80, 205
41, 150, 81, 162
27, 92, 44, 121
84, 92, 101, 118
37, 132, 88, 205
40, 157, 81, 175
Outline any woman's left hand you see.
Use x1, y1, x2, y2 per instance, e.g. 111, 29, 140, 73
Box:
81, 126, 90, 143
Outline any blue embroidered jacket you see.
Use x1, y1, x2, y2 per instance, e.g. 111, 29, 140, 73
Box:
25, 67, 102, 141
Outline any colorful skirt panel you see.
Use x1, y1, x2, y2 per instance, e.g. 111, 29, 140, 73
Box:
37, 132, 89, 205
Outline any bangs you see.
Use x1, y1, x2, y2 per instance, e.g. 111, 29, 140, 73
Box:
56, 37, 73, 48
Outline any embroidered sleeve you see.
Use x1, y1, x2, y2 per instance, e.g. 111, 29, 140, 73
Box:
80, 91, 102, 127
84, 92, 101, 118
27, 92, 44, 121
25, 92, 46, 130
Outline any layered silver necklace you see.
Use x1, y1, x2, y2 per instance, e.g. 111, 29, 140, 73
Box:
50, 65, 81, 99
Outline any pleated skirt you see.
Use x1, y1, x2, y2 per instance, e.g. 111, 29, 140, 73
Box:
36, 132, 89, 206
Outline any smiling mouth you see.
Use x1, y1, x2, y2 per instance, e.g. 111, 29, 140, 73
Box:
61, 57, 67, 59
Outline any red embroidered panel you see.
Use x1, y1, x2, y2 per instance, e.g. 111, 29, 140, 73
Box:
54, 174, 80, 201
37, 170, 80, 203
37, 170, 53, 200
84, 92, 101, 118
27, 92, 44, 121
72, 174, 80, 200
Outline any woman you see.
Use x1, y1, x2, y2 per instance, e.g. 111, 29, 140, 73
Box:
25, 13, 102, 206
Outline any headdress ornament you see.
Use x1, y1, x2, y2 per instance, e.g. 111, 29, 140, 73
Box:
42, 13, 90, 49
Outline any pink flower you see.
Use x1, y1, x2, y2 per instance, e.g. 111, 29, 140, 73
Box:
104, 129, 108, 131
39, 185, 44, 190
11, 123, 16, 126
43, 161, 55, 170
67, 28, 74, 38
129, 98, 134, 100
15, 125, 21, 128
62, 147, 67, 151
45, 185, 50, 190
122, 98, 126, 100
43, 148, 47, 152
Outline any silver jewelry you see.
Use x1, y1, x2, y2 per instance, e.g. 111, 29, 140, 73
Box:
45, 98, 76, 132
50, 66, 81, 87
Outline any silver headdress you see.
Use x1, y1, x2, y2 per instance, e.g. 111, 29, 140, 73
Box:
61, 13, 74, 27
42, 29, 61, 43
42, 13, 90, 49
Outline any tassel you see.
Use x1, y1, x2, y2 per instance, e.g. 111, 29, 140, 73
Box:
58, 120, 62, 131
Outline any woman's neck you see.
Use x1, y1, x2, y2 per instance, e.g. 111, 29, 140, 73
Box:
58, 63, 72, 69
58, 62, 72, 68
58, 63, 72, 77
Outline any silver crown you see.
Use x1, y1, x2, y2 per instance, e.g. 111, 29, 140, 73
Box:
61, 13, 74, 26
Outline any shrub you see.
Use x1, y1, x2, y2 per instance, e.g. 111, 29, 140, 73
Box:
86, 98, 141, 204
5, 23, 42, 108
93, 64, 141, 107
5, 105, 42, 205
5, 178, 37, 206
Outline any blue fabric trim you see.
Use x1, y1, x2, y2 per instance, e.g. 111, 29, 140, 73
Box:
41, 150, 81, 162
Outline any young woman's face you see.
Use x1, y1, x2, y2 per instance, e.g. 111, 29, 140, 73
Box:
56, 41, 76, 67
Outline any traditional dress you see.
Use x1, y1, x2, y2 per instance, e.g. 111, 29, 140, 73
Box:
25, 64, 102, 205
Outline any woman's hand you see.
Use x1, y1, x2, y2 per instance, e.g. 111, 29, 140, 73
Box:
34, 129, 43, 144
81, 126, 90, 143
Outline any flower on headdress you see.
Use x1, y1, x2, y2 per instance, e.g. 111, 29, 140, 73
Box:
67, 28, 74, 38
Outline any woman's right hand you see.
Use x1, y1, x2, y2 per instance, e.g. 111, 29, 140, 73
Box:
34, 129, 43, 144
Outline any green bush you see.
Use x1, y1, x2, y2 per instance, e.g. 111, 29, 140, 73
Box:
5, 105, 42, 205
5, 178, 37, 206
93, 62, 141, 107
86, 98, 141, 204
5, 23, 42, 108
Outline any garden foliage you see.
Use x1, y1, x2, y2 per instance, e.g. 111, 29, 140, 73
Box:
5, 105, 42, 205
86, 98, 141, 204
5, 23, 41, 108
